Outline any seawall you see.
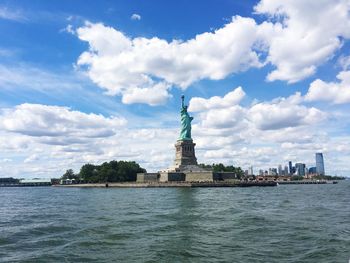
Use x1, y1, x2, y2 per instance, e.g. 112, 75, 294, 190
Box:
54, 181, 277, 188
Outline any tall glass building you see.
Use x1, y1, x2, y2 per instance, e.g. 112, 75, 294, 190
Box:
295, 163, 306, 176
315, 153, 325, 175
289, 161, 293, 175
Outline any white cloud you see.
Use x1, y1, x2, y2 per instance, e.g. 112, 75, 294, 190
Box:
0, 6, 26, 21
131, 13, 141, 20
255, 0, 350, 83
0, 104, 126, 138
199, 105, 246, 129
24, 154, 39, 163
75, 17, 262, 105
189, 86, 245, 112
338, 55, 350, 70
0, 158, 12, 163
64, 24, 74, 34
305, 71, 350, 104
259, 127, 316, 144
121, 82, 172, 105
248, 94, 326, 130
190, 88, 326, 131
72, 0, 350, 105
0, 133, 31, 151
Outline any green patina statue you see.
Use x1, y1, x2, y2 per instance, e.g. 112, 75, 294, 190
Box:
179, 95, 193, 141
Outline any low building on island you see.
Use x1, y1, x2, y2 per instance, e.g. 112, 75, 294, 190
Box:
19, 178, 52, 186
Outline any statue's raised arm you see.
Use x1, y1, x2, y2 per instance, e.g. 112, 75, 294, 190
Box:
179, 95, 193, 141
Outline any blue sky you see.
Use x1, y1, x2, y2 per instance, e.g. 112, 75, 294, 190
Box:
1, 0, 350, 178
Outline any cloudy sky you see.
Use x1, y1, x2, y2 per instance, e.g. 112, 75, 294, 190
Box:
1, 0, 350, 178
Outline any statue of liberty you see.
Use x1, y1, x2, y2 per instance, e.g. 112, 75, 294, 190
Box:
179, 95, 193, 141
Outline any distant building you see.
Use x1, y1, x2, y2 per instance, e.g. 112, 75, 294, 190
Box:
309, 167, 317, 174
284, 165, 289, 176
248, 166, 254, 176
278, 165, 282, 175
295, 163, 306, 176
288, 161, 294, 175
259, 169, 264, 176
256, 175, 292, 181
316, 153, 325, 175
268, 168, 277, 176
20, 178, 52, 186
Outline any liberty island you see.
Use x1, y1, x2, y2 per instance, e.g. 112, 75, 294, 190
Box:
136, 96, 275, 186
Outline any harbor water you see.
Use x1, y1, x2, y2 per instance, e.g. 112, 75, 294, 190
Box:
1, 181, 349, 262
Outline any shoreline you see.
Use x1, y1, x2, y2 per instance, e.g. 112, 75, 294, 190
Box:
54, 181, 278, 188
53, 180, 339, 188
0, 180, 341, 188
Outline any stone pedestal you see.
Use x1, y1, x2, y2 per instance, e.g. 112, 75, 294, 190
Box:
158, 139, 214, 182
174, 140, 198, 167
170, 140, 212, 174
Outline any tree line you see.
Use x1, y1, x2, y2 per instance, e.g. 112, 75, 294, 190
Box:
61, 160, 146, 183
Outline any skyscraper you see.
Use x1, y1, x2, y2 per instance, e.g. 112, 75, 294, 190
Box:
295, 163, 306, 176
309, 167, 317, 174
289, 161, 293, 175
278, 165, 282, 175
248, 166, 254, 176
316, 153, 325, 175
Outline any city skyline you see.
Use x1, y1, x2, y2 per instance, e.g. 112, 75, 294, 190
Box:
1, 1, 350, 178
246, 152, 327, 176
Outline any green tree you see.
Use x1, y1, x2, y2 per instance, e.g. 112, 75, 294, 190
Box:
61, 169, 76, 180
199, 163, 212, 169
291, 176, 304, 181
79, 164, 96, 182
77, 160, 146, 183
313, 175, 345, 180
61, 169, 79, 180
199, 163, 244, 179
212, 163, 226, 172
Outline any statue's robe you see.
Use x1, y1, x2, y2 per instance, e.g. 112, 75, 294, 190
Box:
179, 107, 193, 140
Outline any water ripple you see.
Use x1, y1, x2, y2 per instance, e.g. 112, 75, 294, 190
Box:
0, 182, 349, 262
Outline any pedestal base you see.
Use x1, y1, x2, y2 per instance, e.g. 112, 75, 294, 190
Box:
152, 139, 214, 182
174, 140, 197, 167
185, 171, 214, 182
162, 139, 211, 175
159, 171, 213, 182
